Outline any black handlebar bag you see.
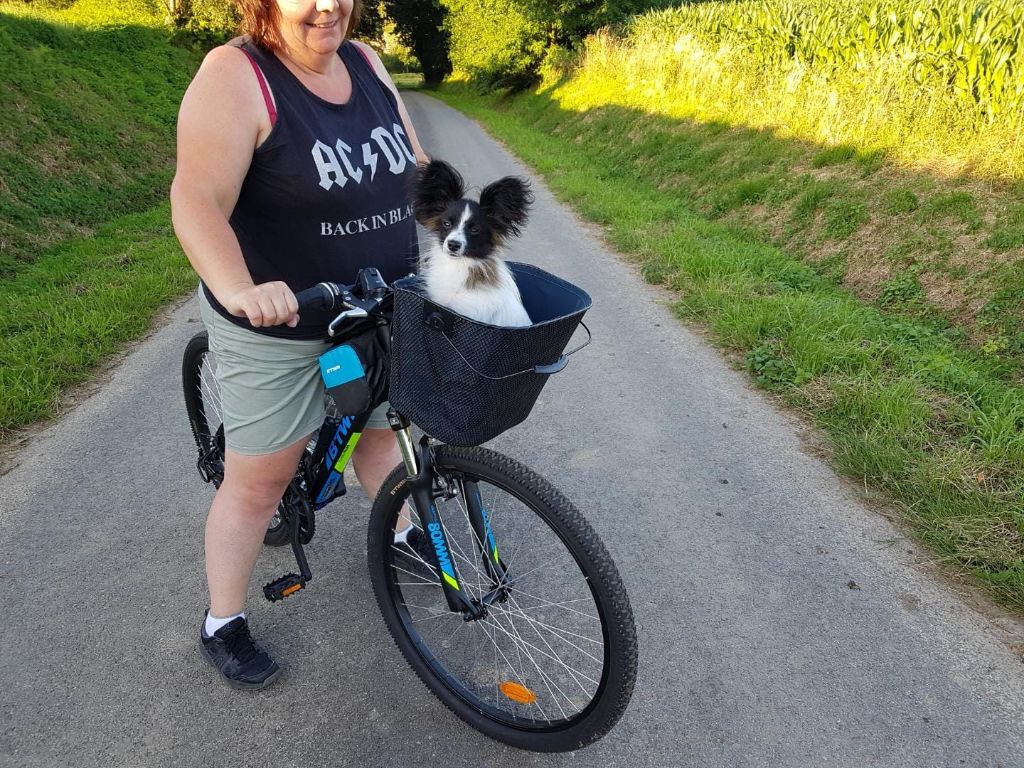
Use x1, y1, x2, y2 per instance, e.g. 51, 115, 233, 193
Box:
389, 262, 591, 446
318, 325, 390, 417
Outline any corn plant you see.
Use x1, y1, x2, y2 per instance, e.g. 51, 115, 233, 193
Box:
629, 0, 1023, 122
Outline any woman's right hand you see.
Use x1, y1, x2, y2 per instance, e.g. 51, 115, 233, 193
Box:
223, 281, 300, 328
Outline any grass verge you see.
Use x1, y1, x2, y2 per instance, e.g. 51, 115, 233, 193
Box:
0, 3, 201, 277
432, 83, 1024, 610
1, 204, 194, 441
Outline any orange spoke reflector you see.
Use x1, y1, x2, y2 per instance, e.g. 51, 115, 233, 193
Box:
499, 681, 537, 704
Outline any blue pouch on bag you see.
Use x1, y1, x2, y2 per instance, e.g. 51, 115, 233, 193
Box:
318, 344, 371, 415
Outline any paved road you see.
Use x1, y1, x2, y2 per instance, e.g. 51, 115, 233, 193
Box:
2, 92, 1023, 768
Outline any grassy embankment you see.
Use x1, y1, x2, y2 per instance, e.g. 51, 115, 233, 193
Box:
0, 1, 202, 441
433, 0, 1024, 608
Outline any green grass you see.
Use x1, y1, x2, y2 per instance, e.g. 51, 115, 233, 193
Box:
514, 53, 1024, 380
0, 3, 202, 277
812, 145, 857, 168
0, 2, 205, 438
434, 83, 1024, 610
392, 72, 425, 89
0, 204, 194, 437
986, 205, 1024, 251
882, 189, 920, 215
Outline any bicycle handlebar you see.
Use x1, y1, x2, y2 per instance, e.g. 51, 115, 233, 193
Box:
294, 282, 343, 313
294, 269, 397, 338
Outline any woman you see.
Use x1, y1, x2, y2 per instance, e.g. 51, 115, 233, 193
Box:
170, 0, 427, 689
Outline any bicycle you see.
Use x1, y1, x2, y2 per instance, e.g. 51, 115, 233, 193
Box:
182, 266, 637, 752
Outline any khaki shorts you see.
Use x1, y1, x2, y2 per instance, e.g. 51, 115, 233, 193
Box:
198, 288, 392, 455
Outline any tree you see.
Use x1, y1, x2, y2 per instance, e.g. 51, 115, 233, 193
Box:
383, 0, 452, 87
521, 0, 678, 47
159, 0, 192, 29
442, 0, 675, 89
356, 1, 386, 42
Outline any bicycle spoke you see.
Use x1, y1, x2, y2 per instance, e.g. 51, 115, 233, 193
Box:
507, 594, 598, 697
489, 602, 604, 661
409, 612, 458, 625
402, 602, 448, 614
507, 556, 573, 584
477, 612, 550, 721
452, 483, 494, 588
485, 609, 565, 719
394, 581, 441, 587
439, 518, 486, 592
483, 612, 573, 719
502, 588, 601, 621
389, 558, 438, 583
481, 614, 600, 688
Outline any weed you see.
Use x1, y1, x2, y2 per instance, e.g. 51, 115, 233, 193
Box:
824, 197, 870, 238
812, 144, 857, 168
882, 188, 920, 215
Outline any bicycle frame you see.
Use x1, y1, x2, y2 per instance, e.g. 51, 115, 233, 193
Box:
263, 268, 511, 617
306, 409, 371, 510
296, 392, 508, 619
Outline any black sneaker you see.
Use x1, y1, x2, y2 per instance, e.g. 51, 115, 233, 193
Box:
394, 526, 438, 579
200, 615, 281, 689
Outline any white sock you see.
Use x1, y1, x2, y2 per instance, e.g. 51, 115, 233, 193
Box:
205, 611, 245, 637
394, 524, 414, 545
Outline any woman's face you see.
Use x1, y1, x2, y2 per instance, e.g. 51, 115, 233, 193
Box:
274, 0, 353, 56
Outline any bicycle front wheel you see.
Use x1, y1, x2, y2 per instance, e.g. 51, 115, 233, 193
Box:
367, 445, 637, 752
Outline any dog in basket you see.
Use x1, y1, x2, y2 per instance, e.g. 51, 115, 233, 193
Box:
412, 159, 534, 328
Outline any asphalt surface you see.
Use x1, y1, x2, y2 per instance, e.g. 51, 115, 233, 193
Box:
2, 91, 1023, 768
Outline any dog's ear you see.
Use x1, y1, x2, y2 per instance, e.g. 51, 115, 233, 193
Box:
479, 176, 533, 240
412, 160, 465, 227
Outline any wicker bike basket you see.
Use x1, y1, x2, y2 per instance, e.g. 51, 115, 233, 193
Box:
389, 262, 592, 446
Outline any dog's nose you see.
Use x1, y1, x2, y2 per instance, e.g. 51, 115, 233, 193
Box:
446, 238, 464, 255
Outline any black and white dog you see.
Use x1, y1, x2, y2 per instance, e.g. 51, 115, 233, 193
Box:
412, 160, 534, 327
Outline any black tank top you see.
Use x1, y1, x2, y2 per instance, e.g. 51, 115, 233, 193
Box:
202, 39, 420, 339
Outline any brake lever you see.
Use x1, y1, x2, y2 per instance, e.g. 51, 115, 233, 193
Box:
328, 308, 369, 337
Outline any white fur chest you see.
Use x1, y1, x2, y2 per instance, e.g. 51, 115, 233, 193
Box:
420, 245, 532, 327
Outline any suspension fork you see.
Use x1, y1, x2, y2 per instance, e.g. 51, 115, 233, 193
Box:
461, 479, 510, 588
389, 413, 484, 619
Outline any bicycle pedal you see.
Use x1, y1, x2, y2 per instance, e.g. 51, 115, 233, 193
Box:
263, 573, 306, 602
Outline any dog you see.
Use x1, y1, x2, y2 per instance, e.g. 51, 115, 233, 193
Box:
412, 159, 534, 327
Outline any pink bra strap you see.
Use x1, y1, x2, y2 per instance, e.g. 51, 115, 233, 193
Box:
354, 42, 374, 71
240, 48, 277, 126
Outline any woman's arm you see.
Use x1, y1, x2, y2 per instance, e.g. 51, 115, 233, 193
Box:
170, 46, 298, 328
352, 41, 430, 165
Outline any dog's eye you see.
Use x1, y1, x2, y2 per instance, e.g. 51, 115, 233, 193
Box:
469, 225, 480, 235
442, 219, 452, 230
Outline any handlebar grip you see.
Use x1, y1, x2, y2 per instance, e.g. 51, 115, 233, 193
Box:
294, 283, 336, 312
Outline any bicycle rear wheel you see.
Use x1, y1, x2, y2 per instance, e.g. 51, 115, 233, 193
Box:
367, 445, 637, 752
182, 333, 224, 482
181, 331, 298, 547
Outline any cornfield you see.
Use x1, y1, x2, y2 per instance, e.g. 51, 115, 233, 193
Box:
630, 0, 1024, 123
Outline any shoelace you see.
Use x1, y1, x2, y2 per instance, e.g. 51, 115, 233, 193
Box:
222, 622, 261, 665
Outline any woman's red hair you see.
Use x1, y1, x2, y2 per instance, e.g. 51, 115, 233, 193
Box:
233, 1, 363, 51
